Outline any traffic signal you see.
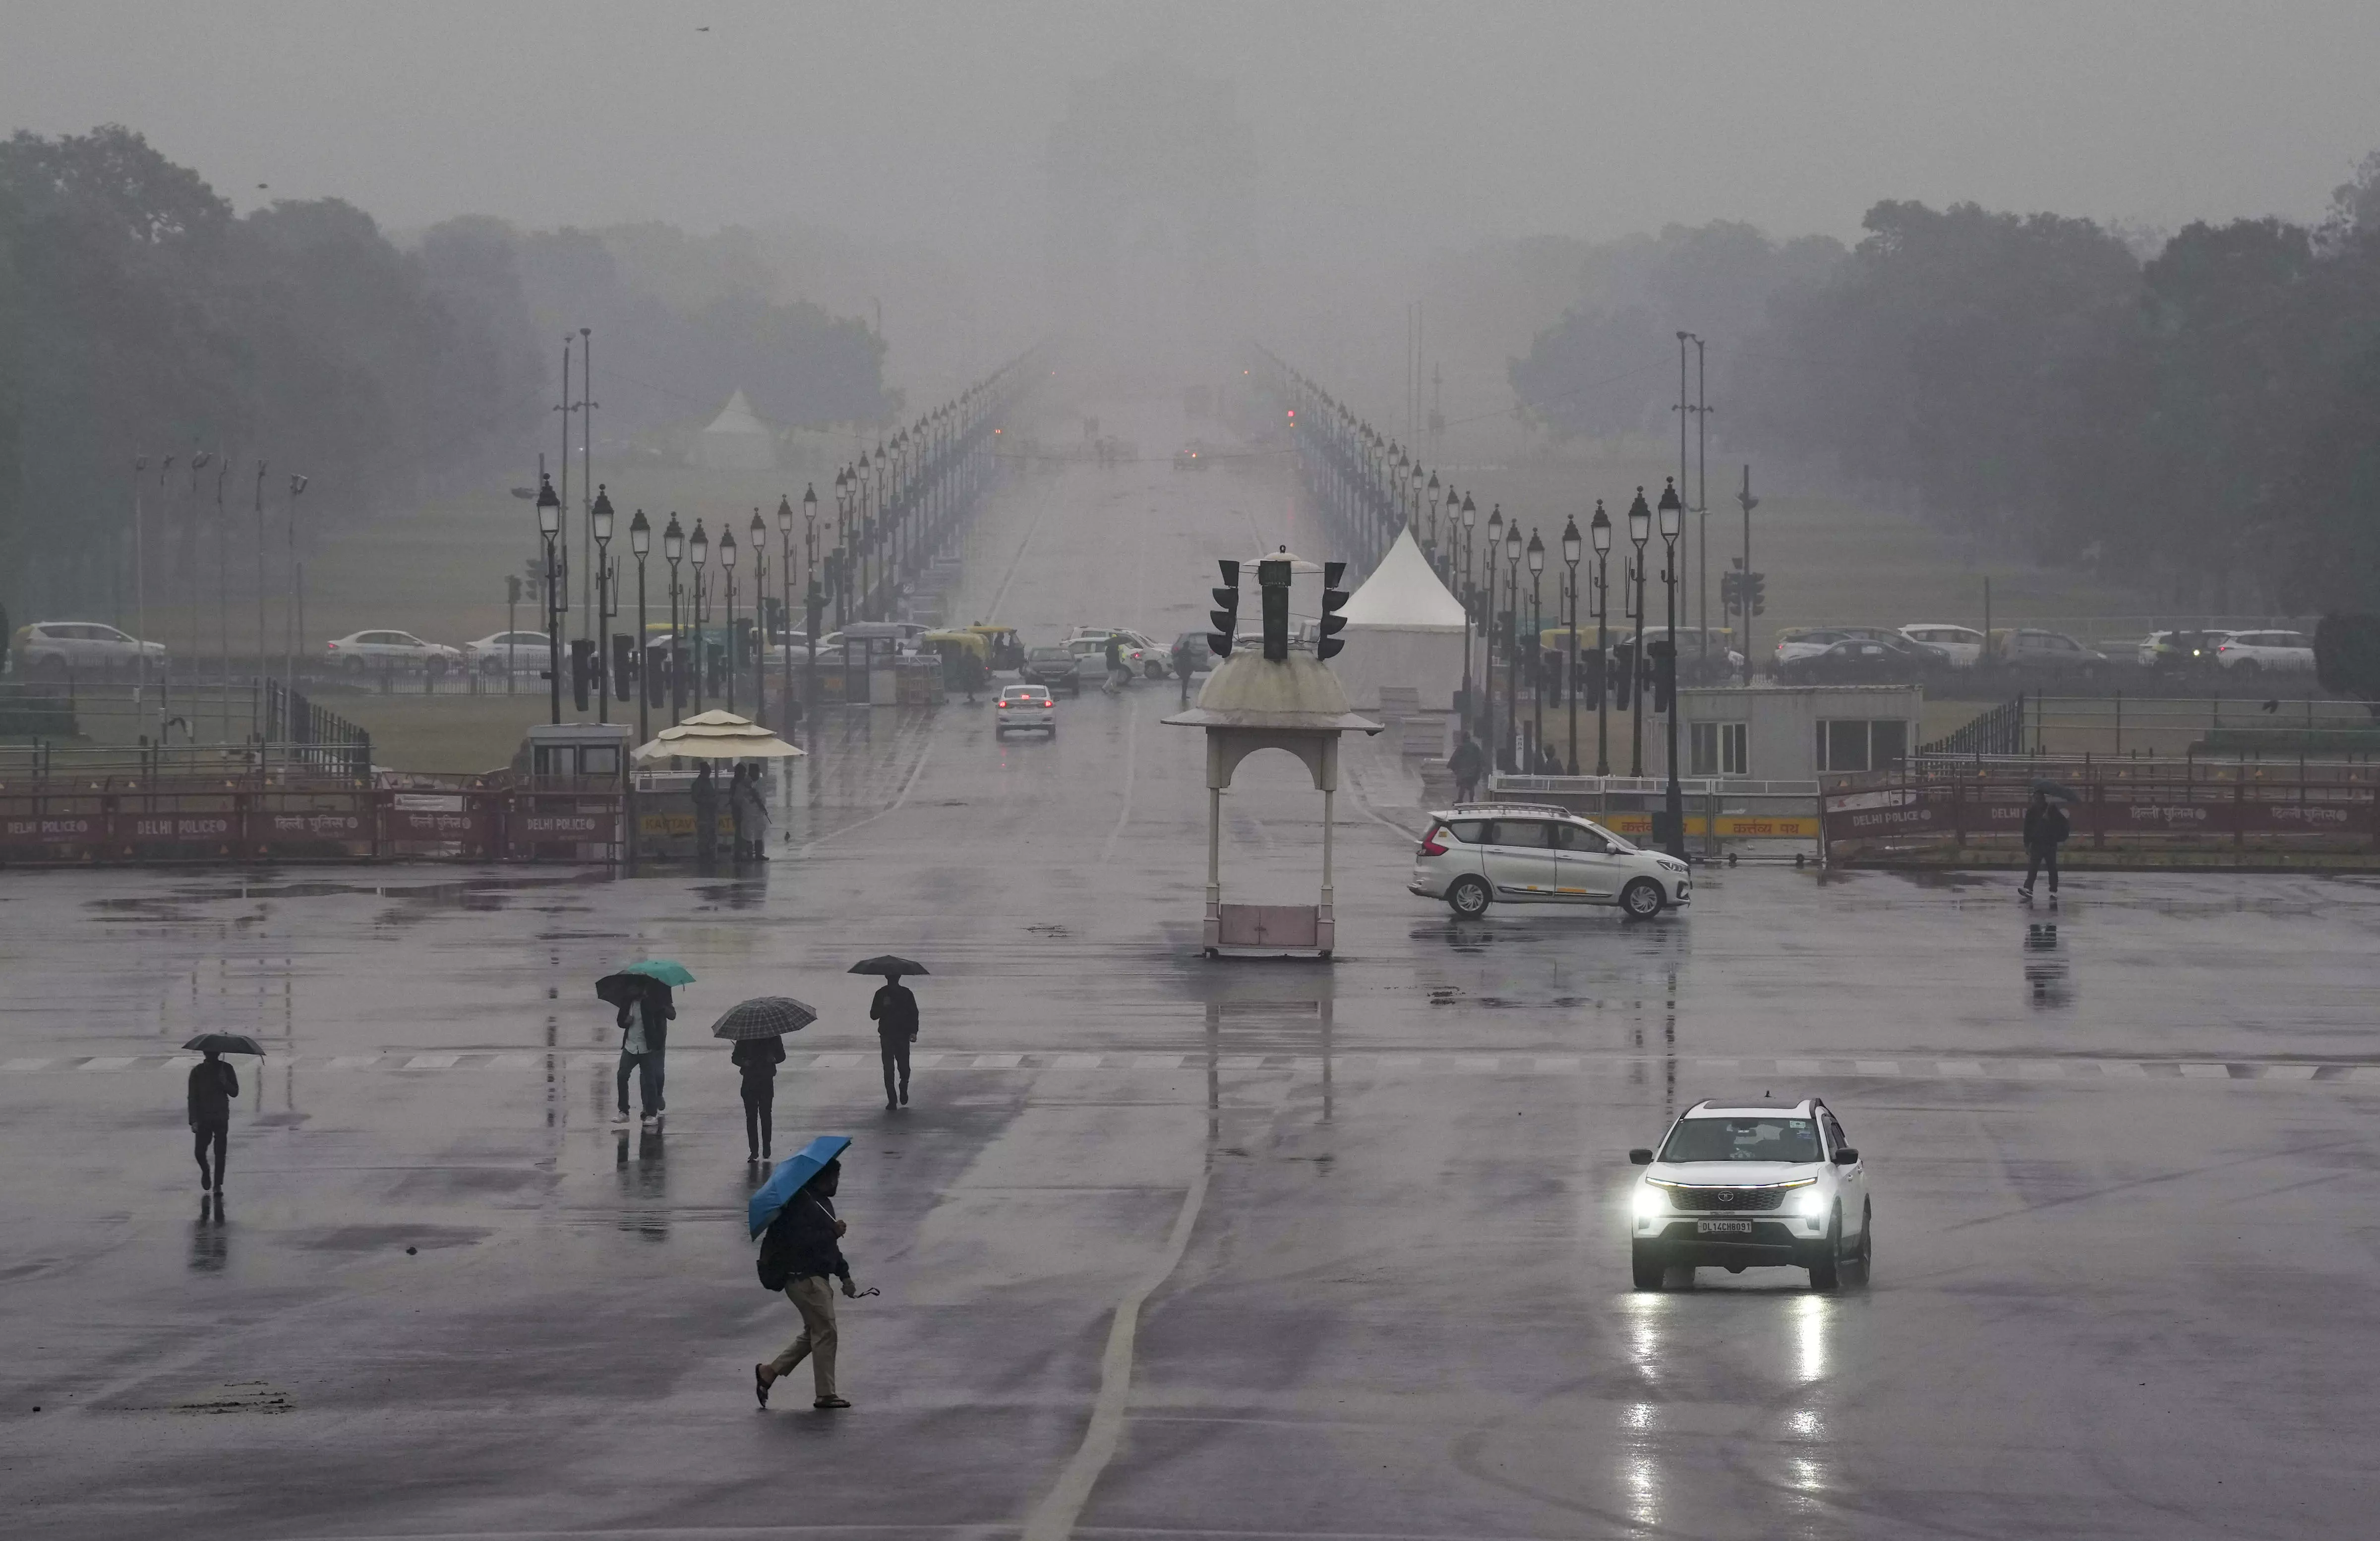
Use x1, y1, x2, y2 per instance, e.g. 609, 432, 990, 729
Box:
570, 639, 595, 711
1316, 560, 1350, 660
506, 574, 523, 606
1208, 559, 1240, 657
1258, 553, 1292, 662
1649, 637, 1675, 713
1613, 637, 1637, 711
611, 633, 636, 701
1581, 647, 1606, 700
1720, 568, 1743, 616
1745, 570, 1767, 616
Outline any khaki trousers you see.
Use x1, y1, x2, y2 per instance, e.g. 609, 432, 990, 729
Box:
767, 1275, 838, 1397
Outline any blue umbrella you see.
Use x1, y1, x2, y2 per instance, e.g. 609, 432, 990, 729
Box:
748, 1134, 852, 1238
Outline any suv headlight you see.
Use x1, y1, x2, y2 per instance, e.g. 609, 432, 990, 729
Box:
1658, 858, 1687, 874
1793, 1187, 1829, 1218
1631, 1185, 1668, 1221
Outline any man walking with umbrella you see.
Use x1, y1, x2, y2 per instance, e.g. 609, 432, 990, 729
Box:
861, 960, 923, 1110
600, 962, 692, 1127
711, 995, 816, 1162
184, 1038, 251, 1192
753, 1136, 869, 1411
2020, 784, 2071, 902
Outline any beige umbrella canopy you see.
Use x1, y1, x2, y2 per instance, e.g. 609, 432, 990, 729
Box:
632, 709, 805, 762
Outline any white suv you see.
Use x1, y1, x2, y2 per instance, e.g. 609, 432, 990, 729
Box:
1410, 803, 1690, 919
10, 621, 166, 678
1627, 1097, 1871, 1291
2215, 630, 2315, 673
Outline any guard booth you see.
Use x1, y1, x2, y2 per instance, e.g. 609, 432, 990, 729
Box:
839, 621, 907, 704
514, 722, 630, 862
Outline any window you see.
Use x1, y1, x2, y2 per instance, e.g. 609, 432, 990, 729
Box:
1493, 821, 1555, 849
1550, 823, 1611, 854
1444, 820, 1490, 845
1689, 720, 1747, 776
1660, 1117, 1823, 1164
1817, 719, 1911, 772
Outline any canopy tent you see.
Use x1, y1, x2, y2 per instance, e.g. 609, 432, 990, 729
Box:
633, 709, 805, 762
693, 389, 776, 471
1331, 528, 1469, 711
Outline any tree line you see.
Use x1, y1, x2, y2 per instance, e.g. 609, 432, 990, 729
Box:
1510, 155, 2380, 615
0, 126, 892, 621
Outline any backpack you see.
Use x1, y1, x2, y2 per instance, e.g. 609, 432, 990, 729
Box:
756, 1202, 800, 1292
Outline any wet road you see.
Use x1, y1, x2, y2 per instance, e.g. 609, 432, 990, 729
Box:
7, 395, 2380, 1538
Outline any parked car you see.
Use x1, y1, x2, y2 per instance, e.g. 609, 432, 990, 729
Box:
2137, 629, 2228, 673
1408, 803, 1691, 920
1990, 628, 2107, 674
1773, 625, 1904, 669
1067, 629, 1169, 679
1626, 1096, 1871, 1292
1900, 623, 1985, 667
325, 630, 463, 675
1778, 637, 1927, 684
2216, 629, 2316, 673
994, 683, 1057, 737
9, 620, 166, 678
1019, 645, 1084, 697
1169, 631, 1220, 677
465, 631, 557, 675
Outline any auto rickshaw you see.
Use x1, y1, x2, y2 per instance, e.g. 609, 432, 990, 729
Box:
920, 630, 993, 691
962, 623, 1025, 671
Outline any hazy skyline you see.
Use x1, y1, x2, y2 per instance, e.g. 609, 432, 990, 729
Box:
6, 0, 2377, 270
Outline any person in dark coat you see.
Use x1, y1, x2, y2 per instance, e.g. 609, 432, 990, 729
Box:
1448, 733, 1487, 803
730, 763, 771, 860
692, 762, 720, 861
754, 1158, 861, 1410
616, 978, 675, 1126
956, 646, 986, 705
2020, 787, 2070, 900
187, 1048, 238, 1191
733, 1034, 786, 1160
870, 973, 920, 1110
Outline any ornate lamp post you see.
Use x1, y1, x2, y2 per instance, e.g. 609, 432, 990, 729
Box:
1561, 515, 1583, 777
1440, 480, 1459, 578
689, 519, 710, 706
1459, 493, 1478, 736
1626, 487, 1651, 778
1658, 477, 1686, 859
1484, 504, 1504, 757
537, 473, 562, 725
855, 453, 874, 620
1526, 529, 1547, 771
629, 509, 652, 745
1502, 518, 1523, 773
802, 483, 821, 752
749, 508, 768, 720
591, 485, 615, 725
664, 514, 685, 724
775, 494, 795, 740
720, 525, 739, 715
1590, 502, 1612, 776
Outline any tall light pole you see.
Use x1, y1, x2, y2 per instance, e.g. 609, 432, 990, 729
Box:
720, 526, 739, 715
591, 485, 614, 725
537, 474, 562, 725
1459, 493, 1477, 736
252, 460, 267, 713
663, 514, 685, 725
630, 509, 652, 745
1526, 529, 1546, 771
1484, 504, 1504, 759
1626, 487, 1651, 778
1692, 336, 1709, 665
802, 484, 821, 753
1502, 519, 1523, 774
130, 456, 147, 694
776, 494, 795, 741
1676, 332, 1699, 672
1658, 478, 1685, 859
689, 520, 710, 706
1561, 516, 1582, 778
283, 473, 308, 703
212, 452, 231, 738
1591, 502, 1612, 776
748, 508, 768, 718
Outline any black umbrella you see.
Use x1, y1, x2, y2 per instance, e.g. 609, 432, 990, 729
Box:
848, 955, 929, 978
182, 1033, 266, 1057
710, 997, 819, 1041
2032, 779, 2079, 802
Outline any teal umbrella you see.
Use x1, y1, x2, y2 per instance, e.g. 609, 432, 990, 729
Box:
596, 959, 695, 1006
621, 958, 695, 986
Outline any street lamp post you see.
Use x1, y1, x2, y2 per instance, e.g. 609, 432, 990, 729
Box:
1484, 504, 1504, 760
1591, 502, 1612, 776
802, 484, 820, 753
720, 526, 739, 716
748, 508, 768, 719
1459, 493, 1477, 737
1502, 519, 1523, 774
1659, 478, 1685, 860
689, 520, 710, 706
1526, 530, 1546, 771
1561, 516, 1582, 777
663, 515, 685, 725
630, 509, 652, 745
775, 494, 795, 741
1626, 488, 1651, 778
536, 474, 562, 725
591, 486, 614, 725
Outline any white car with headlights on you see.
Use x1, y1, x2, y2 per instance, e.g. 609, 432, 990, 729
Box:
1627, 1097, 1870, 1291
1409, 803, 1690, 919
994, 683, 1057, 737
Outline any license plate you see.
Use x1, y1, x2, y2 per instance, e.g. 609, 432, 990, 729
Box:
1696, 1220, 1754, 1235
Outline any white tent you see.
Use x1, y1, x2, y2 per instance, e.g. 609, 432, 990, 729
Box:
693, 389, 776, 472
1330, 528, 1469, 711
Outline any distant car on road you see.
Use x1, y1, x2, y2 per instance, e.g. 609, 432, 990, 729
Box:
1067, 628, 1168, 679
2137, 629, 2227, 673
1019, 645, 1083, 697
465, 631, 555, 675
325, 630, 462, 675
1778, 637, 1929, 684
9, 620, 166, 679
1169, 631, 1220, 677
1773, 625, 1905, 670
1900, 623, 1985, 667
994, 683, 1057, 737
1627, 1096, 1871, 1292
1409, 803, 1691, 920
1990, 628, 2107, 675
2216, 629, 2316, 673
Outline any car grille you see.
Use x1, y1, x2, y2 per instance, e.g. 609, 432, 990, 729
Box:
1667, 1185, 1787, 1212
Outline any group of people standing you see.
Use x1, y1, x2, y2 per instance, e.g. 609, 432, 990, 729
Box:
690, 761, 774, 862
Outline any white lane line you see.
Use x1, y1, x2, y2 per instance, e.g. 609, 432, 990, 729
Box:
404, 1054, 460, 1070
2179, 1063, 2231, 1079
1021, 1161, 1212, 1541
2, 1058, 54, 1071
78, 1057, 136, 1071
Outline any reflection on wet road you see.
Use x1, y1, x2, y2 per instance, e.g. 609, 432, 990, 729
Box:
5, 396, 2380, 1537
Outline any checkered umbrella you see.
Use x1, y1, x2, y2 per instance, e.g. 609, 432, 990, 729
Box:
709, 996, 819, 1041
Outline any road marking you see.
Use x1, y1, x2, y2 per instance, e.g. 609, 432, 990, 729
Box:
2180, 1063, 2231, 1079
79, 1057, 136, 1071
3, 1058, 53, 1071
1853, 1060, 1900, 1076
1021, 1159, 1211, 1541
404, 1054, 459, 1070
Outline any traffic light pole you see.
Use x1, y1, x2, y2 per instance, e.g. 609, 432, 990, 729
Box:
1739, 463, 1757, 686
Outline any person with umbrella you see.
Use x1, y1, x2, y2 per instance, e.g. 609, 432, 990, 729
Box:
2020, 783, 2072, 902
713, 996, 817, 1162
730, 761, 771, 860
855, 955, 926, 1110
599, 961, 693, 1127
182, 1033, 260, 1193
752, 1136, 868, 1411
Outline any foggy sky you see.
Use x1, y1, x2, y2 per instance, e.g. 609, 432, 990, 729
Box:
7, 0, 2379, 289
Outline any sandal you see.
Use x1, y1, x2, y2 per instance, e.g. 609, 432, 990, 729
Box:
753, 1364, 772, 1408
813, 1395, 850, 1410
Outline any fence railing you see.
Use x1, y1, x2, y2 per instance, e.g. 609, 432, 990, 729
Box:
1919, 696, 2025, 757
0, 784, 623, 865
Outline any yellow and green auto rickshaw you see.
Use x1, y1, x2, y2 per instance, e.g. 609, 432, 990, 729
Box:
962, 623, 1025, 671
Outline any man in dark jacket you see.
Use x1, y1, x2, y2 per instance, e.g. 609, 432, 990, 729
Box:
2020, 787, 2070, 900
733, 1034, 786, 1160
755, 1159, 860, 1410
870, 974, 920, 1110
187, 1048, 238, 1191
1448, 733, 1487, 803
615, 979, 674, 1127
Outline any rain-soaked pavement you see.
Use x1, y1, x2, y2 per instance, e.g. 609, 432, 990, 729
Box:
7, 397, 2380, 1539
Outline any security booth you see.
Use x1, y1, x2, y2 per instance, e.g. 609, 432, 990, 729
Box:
1166, 551, 1378, 960
839, 621, 908, 704
513, 722, 632, 861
